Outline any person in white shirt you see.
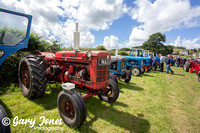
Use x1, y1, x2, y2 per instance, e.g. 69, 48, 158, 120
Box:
160, 54, 165, 72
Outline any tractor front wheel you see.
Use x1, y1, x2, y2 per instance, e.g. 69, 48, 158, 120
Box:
118, 70, 131, 83
18, 54, 47, 99
130, 66, 141, 76
110, 73, 118, 84
57, 90, 87, 128
98, 79, 119, 103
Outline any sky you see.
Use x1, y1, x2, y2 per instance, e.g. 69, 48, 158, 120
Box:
1, 0, 200, 49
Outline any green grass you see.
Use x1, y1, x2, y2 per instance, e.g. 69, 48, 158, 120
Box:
0, 66, 200, 133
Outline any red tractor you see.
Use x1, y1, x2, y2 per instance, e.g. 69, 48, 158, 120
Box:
184, 59, 200, 82
18, 23, 119, 128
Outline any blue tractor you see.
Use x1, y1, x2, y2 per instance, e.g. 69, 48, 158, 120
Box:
125, 49, 145, 76
110, 55, 131, 83
0, 8, 32, 132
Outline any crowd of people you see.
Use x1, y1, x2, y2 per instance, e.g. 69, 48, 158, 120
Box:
149, 54, 188, 74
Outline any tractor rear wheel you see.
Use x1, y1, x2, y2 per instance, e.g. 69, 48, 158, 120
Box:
198, 71, 200, 82
118, 70, 131, 83
57, 90, 87, 128
185, 61, 190, 72
18, 54, 47, 99
98, 79, 119, 103
110, 73, 118, 84
130, 66, 141, 76
0, 105, 11, 133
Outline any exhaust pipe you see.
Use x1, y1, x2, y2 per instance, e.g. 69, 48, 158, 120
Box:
74, 22, 80, 51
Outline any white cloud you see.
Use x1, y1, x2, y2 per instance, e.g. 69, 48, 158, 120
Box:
0, 0, 127, 48
127, 0, 200, 48
168, 36, 181, 47
102, 35, 120, 50
127, 27, 149, 47
167, 36, 200, 49
182, 38, 200, 49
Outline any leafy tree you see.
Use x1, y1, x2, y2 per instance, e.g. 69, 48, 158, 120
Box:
24, 33, 50, 52
191, 48, 197, 52
95, 45, 106, 50
118, 51, 128, 56
142, 32, 166, 53
120, 48, 130, 51
141, 32, 172, 55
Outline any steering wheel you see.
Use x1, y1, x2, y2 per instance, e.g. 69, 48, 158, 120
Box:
47, 43, 60, 52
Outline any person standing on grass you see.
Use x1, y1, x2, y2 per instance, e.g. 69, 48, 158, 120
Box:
152, 53, 158, 71
160, 54, 165, 72
176, 56, 181, 67
166, 54, 174, 74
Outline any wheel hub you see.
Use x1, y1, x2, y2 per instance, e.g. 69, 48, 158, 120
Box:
21, 64, 30, 89
132, 68, 139, 75
62, 98, 75, 120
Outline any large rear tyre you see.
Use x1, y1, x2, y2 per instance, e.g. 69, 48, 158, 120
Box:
98, 79, 119, 103
184, 61, 190, 72
130, 66, 141, 76
118, 70, 131, 83
57, 90, 87, 128
110, 73, 118, 84
198, 71, 200, 82
0, 105, 11, 133
18, 54, 47, 99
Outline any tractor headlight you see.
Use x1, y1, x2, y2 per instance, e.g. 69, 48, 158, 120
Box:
0, 49, 4, 58
87, 51, 92, 58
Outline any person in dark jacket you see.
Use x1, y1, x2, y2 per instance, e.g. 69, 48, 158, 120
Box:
152, 54, 158, 71
166, 54, 174, 74
182, 57, 187, 65
176, 56, 180, 67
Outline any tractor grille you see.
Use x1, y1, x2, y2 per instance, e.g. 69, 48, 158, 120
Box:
96, 65, 110, 82
121, 58, 126, 69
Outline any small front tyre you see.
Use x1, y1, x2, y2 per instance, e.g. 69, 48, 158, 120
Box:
130, 66, 141, 76
118, 70, 131, 83
98, 79, 119, 103
57, 90, 87, 128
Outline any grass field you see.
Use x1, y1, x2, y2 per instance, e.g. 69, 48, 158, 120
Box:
0, 66, 200, 133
